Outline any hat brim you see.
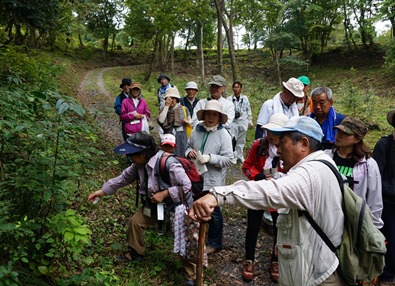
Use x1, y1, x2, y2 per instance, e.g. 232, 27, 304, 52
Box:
261, 123, 284, 130
282, 81, 304, 98
161, 142, 176, 147
387, 110, 395, 127
114, 142, 144, 155
158, 76, 170, 83
208, 81, 225, 87
196, 109, 228, 124
268, 126, 297, 136
334, 124, 354, 134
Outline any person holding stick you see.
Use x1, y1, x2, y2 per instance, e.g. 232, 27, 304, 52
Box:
189, 116, 347, 285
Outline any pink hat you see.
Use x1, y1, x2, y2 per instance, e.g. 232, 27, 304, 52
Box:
161, 134, 176, 147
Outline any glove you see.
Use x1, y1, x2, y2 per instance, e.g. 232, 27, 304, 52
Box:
197, 154, 211, 164
254, 173, 265, 181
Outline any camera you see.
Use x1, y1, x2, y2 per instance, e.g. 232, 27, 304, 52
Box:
235, 111, 241, 119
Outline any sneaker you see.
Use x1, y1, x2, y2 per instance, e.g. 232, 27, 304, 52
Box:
270, 261, 279, 282
206, 245, 220, 255
242, 260, 254, 281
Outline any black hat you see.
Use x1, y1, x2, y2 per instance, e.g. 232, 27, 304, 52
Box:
157, 74, 170, 83
120, 78, 132, 88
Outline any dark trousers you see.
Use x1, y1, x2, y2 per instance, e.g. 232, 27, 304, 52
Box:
380, 202, 395, 282
245, 209, 278, 261
207, 206, 223, 249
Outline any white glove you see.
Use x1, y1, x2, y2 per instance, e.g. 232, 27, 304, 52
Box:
197, 154, 211, 164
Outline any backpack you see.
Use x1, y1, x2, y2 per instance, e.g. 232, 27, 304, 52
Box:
302, 159, 386, 285
159, 152, 205, 200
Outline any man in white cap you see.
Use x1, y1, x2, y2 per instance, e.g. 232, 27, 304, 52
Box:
191, 75, 235, 132
255, 77, 304, 139
190, 116, 347, 285
180, 81, 200, 118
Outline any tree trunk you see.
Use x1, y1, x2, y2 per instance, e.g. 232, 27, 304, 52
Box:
222, 6, 237, 82
184, 27, 191, 64
78, 33, 84, 47
144, 29, 160, 82
170, 34, 175, 74
214, 0, 224, 75
342, 2, 352, 51
199, 21, 205, 86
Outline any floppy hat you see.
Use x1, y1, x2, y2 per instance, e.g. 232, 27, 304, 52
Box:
334, 117, 367, 137
269, 116, 324, 142
298, 76, 311, 86
165, 87, 180, 99
120, 78, 132, 88
185, 81, 199, 90
283, 78, 304, 98
130, 82, 141, 89
387, 109, 395, 128
196, 100, 228, 124
161, 134, 176, 147
157, 74, 170, 83
262, 113, 289, 130
114, 139, 146, 155
208, 75, 227, 87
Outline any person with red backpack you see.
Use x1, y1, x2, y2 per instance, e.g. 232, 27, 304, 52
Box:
88, 132, 196, 285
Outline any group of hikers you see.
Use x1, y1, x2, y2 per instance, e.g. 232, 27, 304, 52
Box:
88, 74, 395, 286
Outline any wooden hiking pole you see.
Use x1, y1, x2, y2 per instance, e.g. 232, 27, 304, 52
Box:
196, 222, 207, 286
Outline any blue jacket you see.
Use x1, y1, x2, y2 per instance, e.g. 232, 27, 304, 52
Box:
114, 92, 128, 115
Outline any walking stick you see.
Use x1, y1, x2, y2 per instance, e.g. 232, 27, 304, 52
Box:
196, 222, 207, 286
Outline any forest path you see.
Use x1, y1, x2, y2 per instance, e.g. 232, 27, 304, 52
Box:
76, 67, 275, 286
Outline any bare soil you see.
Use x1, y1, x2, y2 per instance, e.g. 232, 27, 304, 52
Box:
77, 68, 277, 285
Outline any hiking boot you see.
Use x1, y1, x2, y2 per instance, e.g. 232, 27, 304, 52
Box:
242, 260, 254, 281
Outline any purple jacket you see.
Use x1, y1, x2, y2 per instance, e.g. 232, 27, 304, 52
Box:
120, 96, 151, 135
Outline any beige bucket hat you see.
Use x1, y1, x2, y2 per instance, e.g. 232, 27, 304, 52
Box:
196, 100, 228, 124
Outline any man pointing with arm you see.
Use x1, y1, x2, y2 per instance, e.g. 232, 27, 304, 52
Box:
190, 116, 347, 286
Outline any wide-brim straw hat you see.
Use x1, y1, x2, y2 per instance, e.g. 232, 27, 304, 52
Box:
164, 87, 180, 99
196, 100, 228, 124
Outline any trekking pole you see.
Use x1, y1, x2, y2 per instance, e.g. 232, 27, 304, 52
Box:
135, 179, 139, 208
196, 222, 207, 286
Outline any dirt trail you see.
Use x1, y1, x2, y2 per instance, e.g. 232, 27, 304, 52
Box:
76, 68, 275, 286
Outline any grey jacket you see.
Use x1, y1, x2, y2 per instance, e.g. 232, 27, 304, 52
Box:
185, 124, 234, 190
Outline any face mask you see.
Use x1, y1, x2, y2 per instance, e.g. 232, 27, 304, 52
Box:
297, 102, 305, 110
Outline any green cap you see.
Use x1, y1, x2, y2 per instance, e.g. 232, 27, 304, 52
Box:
298, 76, 310, 86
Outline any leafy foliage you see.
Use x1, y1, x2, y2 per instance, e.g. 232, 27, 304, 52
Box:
0, 46, 103, 284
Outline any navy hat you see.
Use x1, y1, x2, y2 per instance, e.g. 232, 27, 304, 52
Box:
120, 78, 132, 88
114, 140, 146, 155
157, 74, 170, 83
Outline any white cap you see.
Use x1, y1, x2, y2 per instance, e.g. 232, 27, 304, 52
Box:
185, 81, 199, 90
